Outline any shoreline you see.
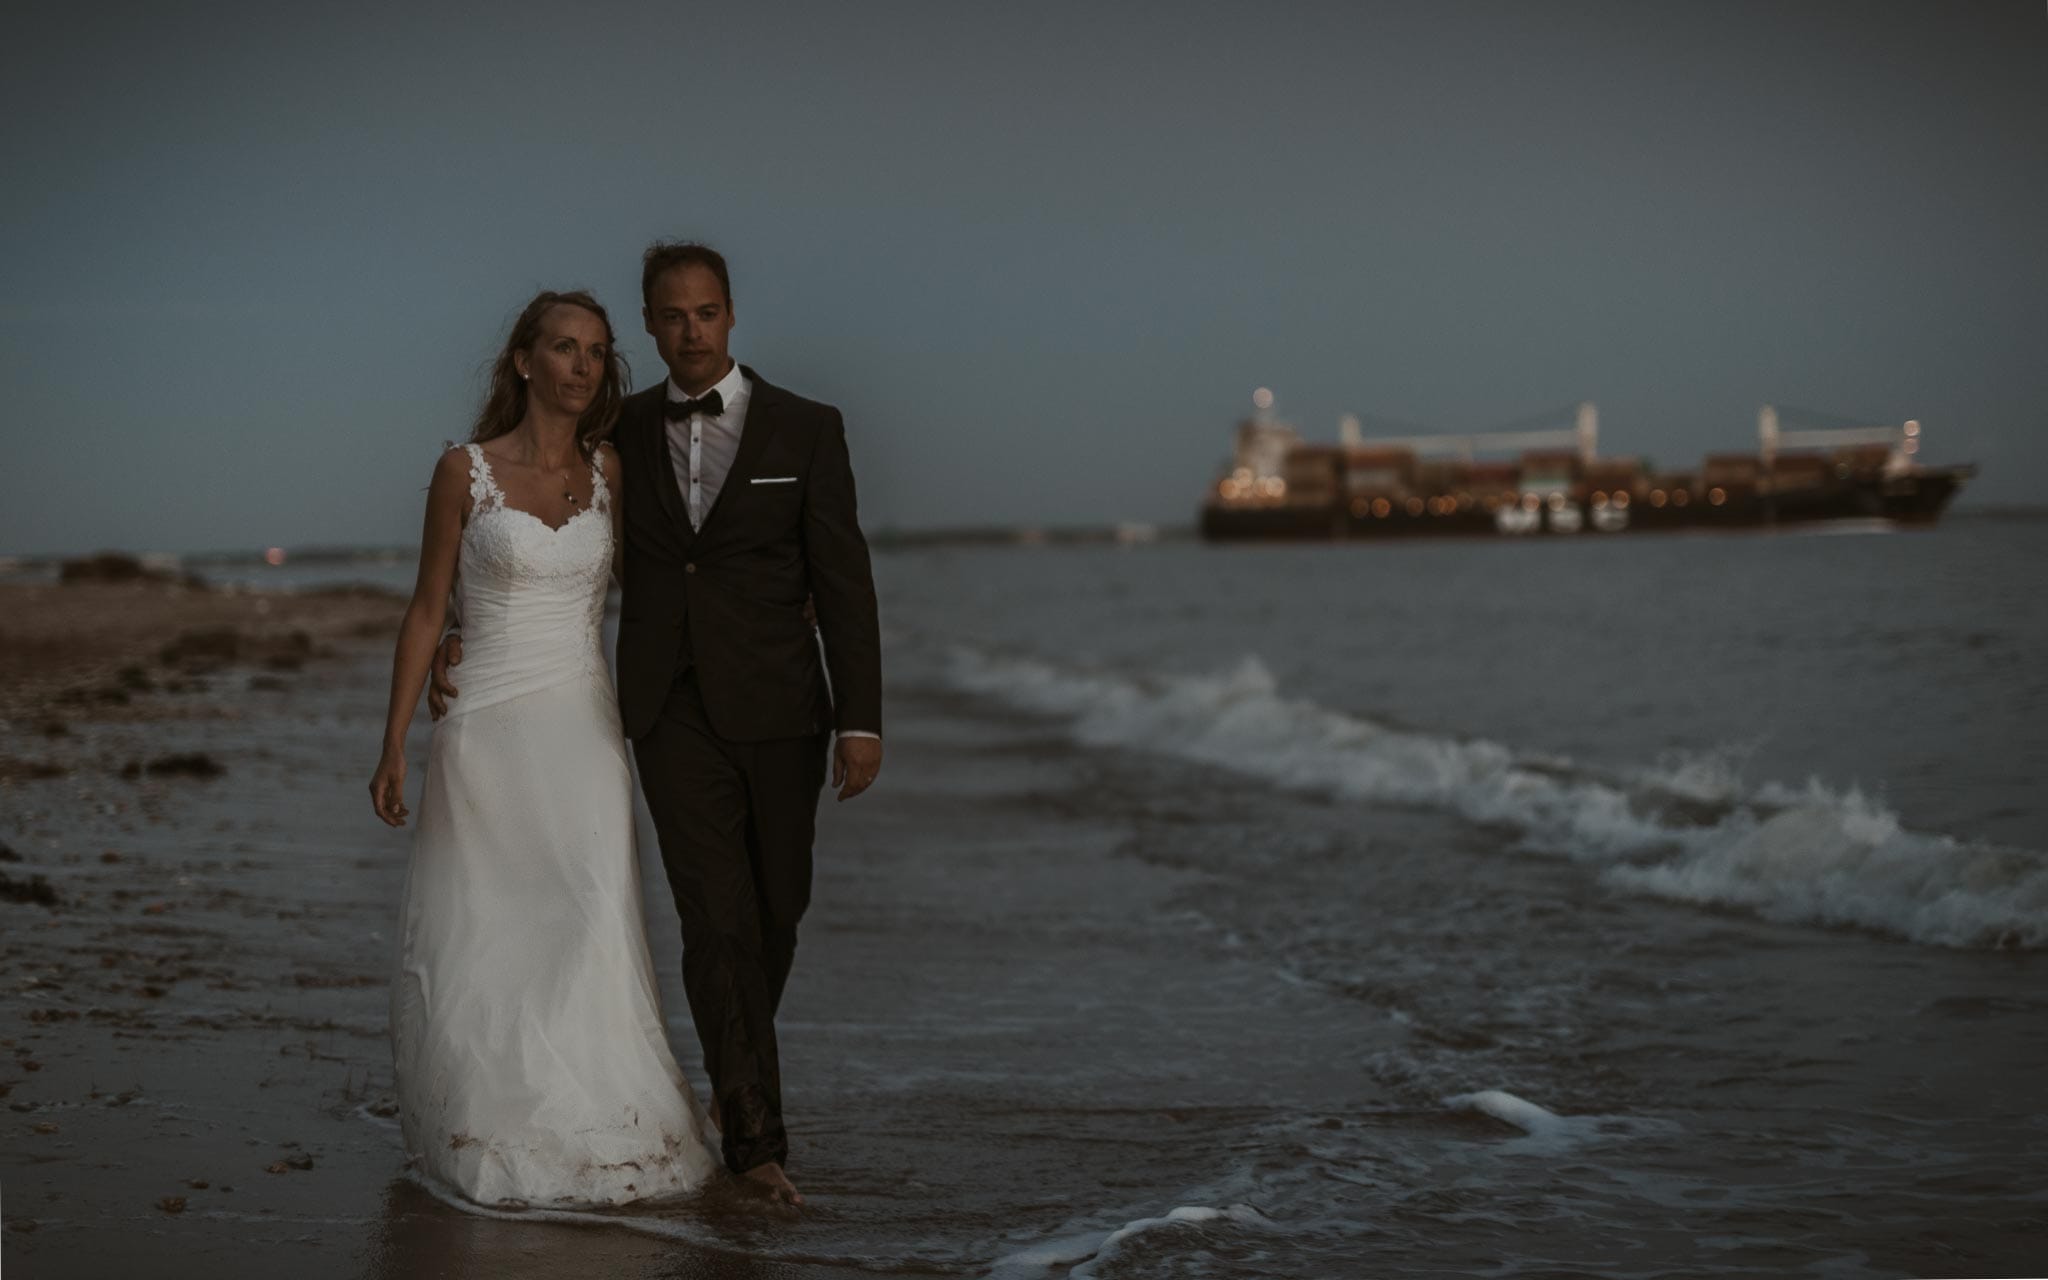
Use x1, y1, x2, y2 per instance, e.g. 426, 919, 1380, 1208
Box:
3, 577, 1337, 1277
9, 558, 2045, 1278
0, 586, 894, 1276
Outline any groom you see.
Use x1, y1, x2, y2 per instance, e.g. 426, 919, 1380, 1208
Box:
432, 241, 883, 1206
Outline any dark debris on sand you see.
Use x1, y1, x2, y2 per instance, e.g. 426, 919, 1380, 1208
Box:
158, 627, 314, 674
0, 872, 61, 908
58, 553, 208, 591
0, 758, 70, 781
121, 753, 227, 781
1, 578, 402, 728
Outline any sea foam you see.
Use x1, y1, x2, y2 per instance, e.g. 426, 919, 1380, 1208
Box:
986, 1203, 1270, 1279
1443, 1090, 1678, 1155
941, 646, 2048, 949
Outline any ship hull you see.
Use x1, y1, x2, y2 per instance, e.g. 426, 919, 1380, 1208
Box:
1199, 467, 1973, 542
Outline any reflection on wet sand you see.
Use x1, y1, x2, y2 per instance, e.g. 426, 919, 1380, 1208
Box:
367, 1177, 823, 1280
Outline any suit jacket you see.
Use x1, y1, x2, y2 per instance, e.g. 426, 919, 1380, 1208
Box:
612, 365, 883, 743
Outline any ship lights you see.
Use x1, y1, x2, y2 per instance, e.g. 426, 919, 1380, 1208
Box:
1650, 490, 1667, 507
1591, 491, 1608, 508
1521, 493, 1541, 512
1371, 497, 1392, 518
1708, 486, 1727, 505
1547, 493, 1567, 512
1612, 491, 1629, 509
1218, 466, 1288, 503
1405, 496, 1425, 516
1673, 489, 1690, 506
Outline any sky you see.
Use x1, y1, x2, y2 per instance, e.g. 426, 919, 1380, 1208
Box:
3, 0, 2044, 555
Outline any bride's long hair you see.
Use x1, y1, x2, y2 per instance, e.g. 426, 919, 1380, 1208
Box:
469, 290, 630, 459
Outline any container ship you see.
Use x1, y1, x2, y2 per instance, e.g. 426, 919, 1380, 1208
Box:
1199, 394, 1973, 541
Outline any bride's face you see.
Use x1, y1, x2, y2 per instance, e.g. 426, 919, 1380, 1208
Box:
516, 305, 609, 418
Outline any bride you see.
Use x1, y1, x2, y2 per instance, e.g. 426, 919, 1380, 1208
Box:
367, 290, 721, 1207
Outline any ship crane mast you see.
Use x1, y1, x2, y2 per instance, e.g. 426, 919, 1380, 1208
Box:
1758, 405, 1922, 475
1337, 401, 1600, 463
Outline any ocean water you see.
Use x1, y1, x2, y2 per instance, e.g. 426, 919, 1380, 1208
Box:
851, 516, 2048, 1278
96, 517, 2042, 1276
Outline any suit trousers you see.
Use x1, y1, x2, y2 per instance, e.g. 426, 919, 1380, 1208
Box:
632, 668, 829, 1173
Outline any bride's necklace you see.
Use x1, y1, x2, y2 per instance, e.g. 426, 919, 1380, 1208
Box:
522, 450, 580, 508
514, 433, 584, 510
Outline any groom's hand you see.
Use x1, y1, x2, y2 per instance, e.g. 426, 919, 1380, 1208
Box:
832, 734, 882, 802
426, 632, 463, 720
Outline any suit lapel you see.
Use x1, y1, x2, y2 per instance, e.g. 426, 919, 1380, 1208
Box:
640, 385, 693, 536
695, 365, 784, 540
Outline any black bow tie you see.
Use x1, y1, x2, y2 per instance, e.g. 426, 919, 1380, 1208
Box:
665, 390, 723, 421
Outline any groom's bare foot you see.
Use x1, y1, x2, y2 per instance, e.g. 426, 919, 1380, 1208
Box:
740, 1161, 803, 1207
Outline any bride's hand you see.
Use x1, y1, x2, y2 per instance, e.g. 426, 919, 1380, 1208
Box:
370, 750, 410, 827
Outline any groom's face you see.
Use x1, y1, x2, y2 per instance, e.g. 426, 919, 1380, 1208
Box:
644, 264, 735, 393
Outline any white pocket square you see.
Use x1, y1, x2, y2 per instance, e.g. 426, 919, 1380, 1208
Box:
750, 476, 798, 484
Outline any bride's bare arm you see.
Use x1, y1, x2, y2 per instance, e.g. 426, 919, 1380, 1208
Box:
370, 450, 470, 826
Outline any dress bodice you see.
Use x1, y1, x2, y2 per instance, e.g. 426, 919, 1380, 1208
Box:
442, 443, 614, 720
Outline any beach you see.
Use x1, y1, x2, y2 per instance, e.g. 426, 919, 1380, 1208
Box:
2, 575, 1372, 1277
4, 523, 2047, 1277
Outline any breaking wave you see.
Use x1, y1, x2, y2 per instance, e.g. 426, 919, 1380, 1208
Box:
940, 647, 2048, 949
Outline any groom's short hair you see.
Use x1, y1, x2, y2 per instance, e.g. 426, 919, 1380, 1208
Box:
642, 241, 731, 306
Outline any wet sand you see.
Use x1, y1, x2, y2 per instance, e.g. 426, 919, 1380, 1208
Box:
11, 559, 2042, 1278
2, 582, 1370, 1277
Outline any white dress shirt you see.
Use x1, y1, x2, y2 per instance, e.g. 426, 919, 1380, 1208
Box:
665, 361, 878, 743
665, 360, 751, 530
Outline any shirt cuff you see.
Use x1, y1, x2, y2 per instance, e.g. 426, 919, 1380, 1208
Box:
835, 729, 881, 740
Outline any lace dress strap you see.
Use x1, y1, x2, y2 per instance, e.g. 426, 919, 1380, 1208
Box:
587, 445, 612, 514
463, 443, 505, 513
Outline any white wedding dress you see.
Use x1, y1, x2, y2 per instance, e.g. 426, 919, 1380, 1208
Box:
389, 443, 721, 1208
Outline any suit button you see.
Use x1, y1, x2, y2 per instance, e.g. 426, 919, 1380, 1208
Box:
684, 563, 696, 574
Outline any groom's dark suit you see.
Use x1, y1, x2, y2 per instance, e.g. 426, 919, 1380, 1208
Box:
614, 364, 881, 1173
